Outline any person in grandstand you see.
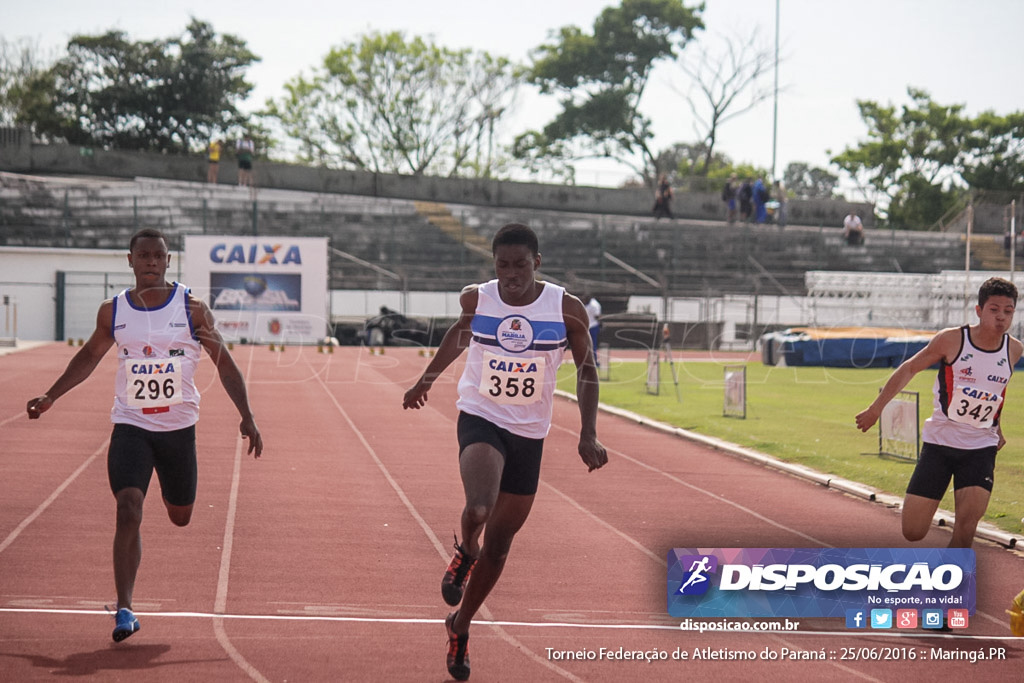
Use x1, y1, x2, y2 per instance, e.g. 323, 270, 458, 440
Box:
26, 227, 263, 642
855, 277, 1022, 549
236, 134, 256, 188
402, 223, 607, 680
206, 138, 222, 184
843, 210, 865, 245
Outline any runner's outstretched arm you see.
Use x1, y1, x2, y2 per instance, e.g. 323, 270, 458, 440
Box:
190, 297, 263, 457
27, 302, 115, 418
403, 286, 478, 410
563, 293, 607, 472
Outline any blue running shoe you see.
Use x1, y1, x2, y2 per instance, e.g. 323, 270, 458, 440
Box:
112, 607, 140, 642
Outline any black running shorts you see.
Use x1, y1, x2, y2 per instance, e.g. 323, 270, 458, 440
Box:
457, 412, 544, 496
906, 441, 997, 500
107, 423, 198, 506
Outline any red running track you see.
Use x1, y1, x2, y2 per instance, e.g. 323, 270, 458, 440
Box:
0, 344, 1020, 682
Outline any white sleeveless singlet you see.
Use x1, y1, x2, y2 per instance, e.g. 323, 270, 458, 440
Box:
456, 280, 568, 439
110, 283, 202, 431
921, 326, 1011, 449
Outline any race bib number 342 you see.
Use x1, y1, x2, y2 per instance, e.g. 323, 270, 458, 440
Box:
478, 351, 545, 405
948, 383, 1003, 429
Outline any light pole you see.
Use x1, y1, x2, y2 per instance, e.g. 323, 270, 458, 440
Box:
771, 0, 780, 181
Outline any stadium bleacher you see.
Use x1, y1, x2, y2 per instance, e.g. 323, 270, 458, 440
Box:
0, 172, 991, 302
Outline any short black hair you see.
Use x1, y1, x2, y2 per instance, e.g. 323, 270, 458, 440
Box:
492, 223, 538, 256
978, 277, 1018, 307
129, 228, 168, 251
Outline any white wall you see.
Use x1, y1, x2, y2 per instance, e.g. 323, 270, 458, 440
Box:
0, 246, 186, 340
1, 246, 463, 340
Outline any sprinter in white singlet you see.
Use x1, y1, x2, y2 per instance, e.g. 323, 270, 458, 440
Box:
27, 228, 263, 642
403, 223, 606, 681
856, 277, 1022, 549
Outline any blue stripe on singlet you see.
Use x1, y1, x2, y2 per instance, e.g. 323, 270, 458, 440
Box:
471, 314, 567, 351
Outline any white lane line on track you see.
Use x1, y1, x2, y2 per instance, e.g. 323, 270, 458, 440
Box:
539, 481, 663, 563
0, 608, 1018, 641
0, 411, 26, 428
0, 440, 107, 555
212, 343, 270, 683
549, 416, 830, 547
545, 400, 1017, 664
550, 398, 1020, 631
308, 360, 586, 683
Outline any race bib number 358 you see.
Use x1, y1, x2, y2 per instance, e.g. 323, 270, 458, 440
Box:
126, 359, 183, 410
478, 351, 545, 405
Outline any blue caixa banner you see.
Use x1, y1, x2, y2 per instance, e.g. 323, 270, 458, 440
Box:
667, 548, 975, 618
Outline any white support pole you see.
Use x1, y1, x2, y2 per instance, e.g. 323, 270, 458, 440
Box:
964, 200, 973, 324
1011, 199, 1017, 285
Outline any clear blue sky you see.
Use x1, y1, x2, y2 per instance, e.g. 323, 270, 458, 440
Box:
5, 0, 1022, 190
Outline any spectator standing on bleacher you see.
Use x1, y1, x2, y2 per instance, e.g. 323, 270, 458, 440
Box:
722, 174, 738, 224
236, 135, 255, 188
773, 180, 787, 227
738, 179, 753, 223
843, 210, 865, 246
752, 177, 769, 223
653, 174, 674, 219
206, 139, 222, 184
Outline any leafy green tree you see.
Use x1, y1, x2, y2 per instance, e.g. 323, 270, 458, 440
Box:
517, 0, 704, 185
959, 111, 1024, 192
22, 19, 257, 152
831, 88, 1024, 228
783, 162, 838, 200
266, 31, 522, 177
0, 38, 55, 127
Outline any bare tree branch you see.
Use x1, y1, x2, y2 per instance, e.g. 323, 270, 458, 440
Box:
667, 28, 779, 175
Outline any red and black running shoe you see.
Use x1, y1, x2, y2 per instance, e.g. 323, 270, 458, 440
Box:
445, 611, 470, 681
441, 534, 477, 607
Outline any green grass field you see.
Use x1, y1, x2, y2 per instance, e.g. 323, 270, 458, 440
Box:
557, 358, 1024, 536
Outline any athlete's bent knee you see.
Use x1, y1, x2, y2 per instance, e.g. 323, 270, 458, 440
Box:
165, 502, 193, 527
464, 504, 491, 526
901, 517, 930, 542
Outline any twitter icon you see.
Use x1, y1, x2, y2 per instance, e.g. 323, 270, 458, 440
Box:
870, 609, 893, 629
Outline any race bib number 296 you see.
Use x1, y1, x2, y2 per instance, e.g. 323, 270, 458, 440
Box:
126, 359, 183, 410
478, 351, 545, 405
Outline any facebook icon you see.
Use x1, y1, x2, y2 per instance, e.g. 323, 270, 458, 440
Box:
845, 609, 866, 629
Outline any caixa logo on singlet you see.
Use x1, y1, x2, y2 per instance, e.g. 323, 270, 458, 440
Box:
496, 316, 534, 353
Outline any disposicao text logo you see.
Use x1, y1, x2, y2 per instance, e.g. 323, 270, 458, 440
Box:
667, 548, 975, 619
